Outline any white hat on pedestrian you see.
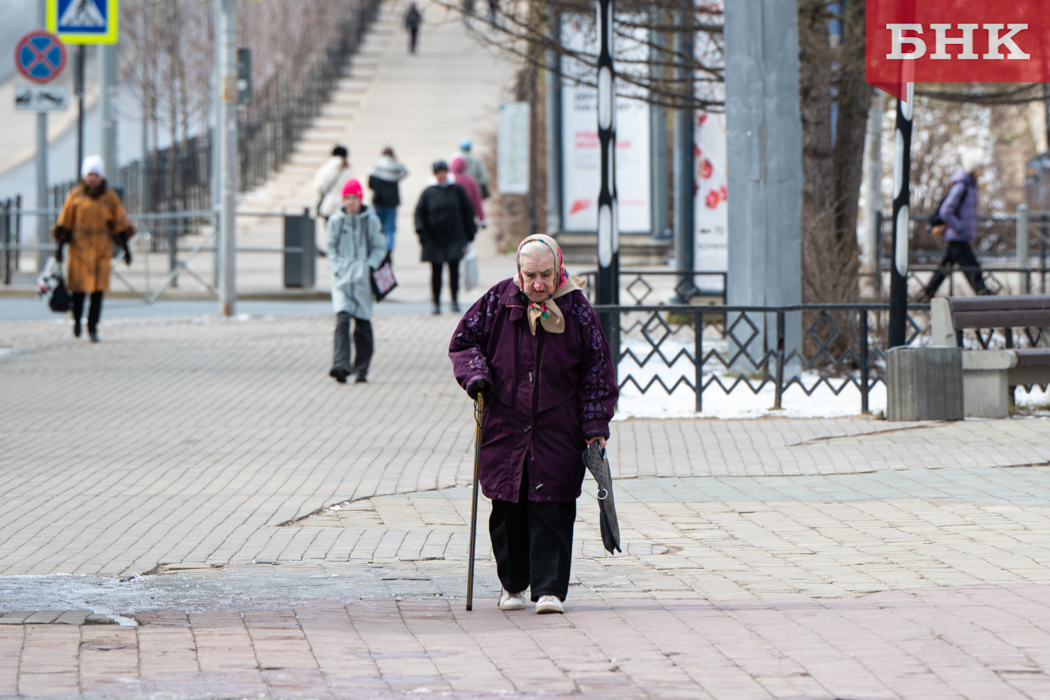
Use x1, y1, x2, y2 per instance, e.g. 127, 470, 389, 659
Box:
81, 155, 105, 179
961, 149, 986, 175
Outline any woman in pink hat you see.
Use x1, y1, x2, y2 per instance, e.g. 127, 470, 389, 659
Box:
327, 178, 387, 384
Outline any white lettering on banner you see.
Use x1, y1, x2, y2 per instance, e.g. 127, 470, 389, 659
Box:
886, 24, 1030, 60
983, 24, 1030, 59
887, 24, 926, 60
930, 24, 978, 60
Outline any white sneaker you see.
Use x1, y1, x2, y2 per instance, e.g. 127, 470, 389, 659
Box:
498, 589, 526, 611
535, 595, 564, 614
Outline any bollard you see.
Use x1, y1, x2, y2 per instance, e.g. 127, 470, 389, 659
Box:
1018, 204, 1029, 294
168, 204, 179, 288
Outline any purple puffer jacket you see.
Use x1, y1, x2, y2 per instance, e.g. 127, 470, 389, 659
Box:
940, 169, 979, 243
449, 278, 618, 504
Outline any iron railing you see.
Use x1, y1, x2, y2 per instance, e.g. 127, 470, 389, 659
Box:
593, 303, 932, 414
579, 269, 727, 305
41, 0, 382, 222
1, 196, 22, 285
239, 0, 381, 191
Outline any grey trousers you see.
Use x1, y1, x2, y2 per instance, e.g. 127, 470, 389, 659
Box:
333, 312, 374, 378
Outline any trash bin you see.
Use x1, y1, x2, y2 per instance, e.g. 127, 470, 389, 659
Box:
886, 346, 963, 421
283, 209, 315, 288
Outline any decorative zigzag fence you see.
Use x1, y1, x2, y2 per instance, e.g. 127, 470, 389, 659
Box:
593, 303, 930, 414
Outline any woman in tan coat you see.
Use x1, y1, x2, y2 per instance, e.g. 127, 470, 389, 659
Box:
53, 156, 134, 342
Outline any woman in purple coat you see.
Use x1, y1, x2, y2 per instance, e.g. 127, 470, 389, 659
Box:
449, 234, 618, 615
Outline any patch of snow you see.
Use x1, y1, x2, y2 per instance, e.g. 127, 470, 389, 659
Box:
614, 334, 882, 420
616, 375, 884, 420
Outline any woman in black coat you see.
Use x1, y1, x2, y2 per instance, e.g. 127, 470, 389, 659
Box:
415, 160, 477, 314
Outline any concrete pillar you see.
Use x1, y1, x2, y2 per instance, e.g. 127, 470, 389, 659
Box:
860, 93, 884, 292
724, 0, 803, 371
545, 50, 562, 236
99, 45, 119, 183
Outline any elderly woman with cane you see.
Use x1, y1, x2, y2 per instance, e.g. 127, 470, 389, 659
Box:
449, 234, 618, 614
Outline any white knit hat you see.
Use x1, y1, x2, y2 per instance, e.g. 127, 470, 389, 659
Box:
81, 155, 105, 178
961, 149, 986, 174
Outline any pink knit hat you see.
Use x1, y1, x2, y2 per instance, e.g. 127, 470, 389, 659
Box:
341, 178, 363, 198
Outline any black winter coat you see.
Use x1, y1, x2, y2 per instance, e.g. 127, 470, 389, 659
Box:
368, 175, 401, 208
414, 183, 477, 263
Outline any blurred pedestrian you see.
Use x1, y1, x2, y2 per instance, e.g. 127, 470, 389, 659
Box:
314, 145, 354, 224
404, 3, 422, 54
487, 0, 498, 26
462, 0, 475, 24
921, 149, 992, 300
414, 160, 476, 314
455, 139, 492, 199
448, 234, 618, 614
51, 155, 134, 342
368, 147, 409, 253
327, 178, 387, 385
451, 155, 486, 228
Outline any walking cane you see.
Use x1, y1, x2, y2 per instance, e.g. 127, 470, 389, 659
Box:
466, 393, 484, 611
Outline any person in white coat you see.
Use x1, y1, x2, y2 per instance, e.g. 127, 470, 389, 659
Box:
327, 178, 387, 384
314, 145, 354, 222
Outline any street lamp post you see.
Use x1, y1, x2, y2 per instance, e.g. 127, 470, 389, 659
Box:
596, 0, 618, 309
217, 0, 238, 316
888, 83, 913, 348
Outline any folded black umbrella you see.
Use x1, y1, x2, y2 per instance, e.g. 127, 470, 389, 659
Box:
583, 442, 621, 554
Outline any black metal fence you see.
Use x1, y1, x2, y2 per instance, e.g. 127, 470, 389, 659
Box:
593, 303, 933, 414
579, 269, 728, 305
44, 0, 382, 219
0, 196, 22, 284
239, 0, 382, 191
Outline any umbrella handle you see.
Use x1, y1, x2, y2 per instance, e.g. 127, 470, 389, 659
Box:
466, 393, 484, 611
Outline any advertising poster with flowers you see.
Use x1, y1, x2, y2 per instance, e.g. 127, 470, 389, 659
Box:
693, 6, 727, 293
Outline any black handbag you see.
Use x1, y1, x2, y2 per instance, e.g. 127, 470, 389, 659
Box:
48, 276, 71, 313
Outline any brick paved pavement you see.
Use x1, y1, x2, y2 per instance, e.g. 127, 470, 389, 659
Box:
3, 313, 1050, 697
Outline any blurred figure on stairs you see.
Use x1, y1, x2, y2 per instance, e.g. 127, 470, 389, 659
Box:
405, 3, 422, 54
368, 147, 409, 254
314, 145, 354, 224
454, 139, 492, 199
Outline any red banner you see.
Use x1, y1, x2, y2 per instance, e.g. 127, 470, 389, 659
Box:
867, 0, 1050, 99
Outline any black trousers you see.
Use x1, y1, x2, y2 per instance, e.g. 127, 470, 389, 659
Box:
924, 241, 989, 297
489, 466, 576, 602
71, 291, 104, 332
409, 27, 419, 53
431, 260, 460, 303
333, 312, 374, 377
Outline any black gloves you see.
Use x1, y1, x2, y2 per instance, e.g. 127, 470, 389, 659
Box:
123, 243, 133, 266
470, 378, 489, 399
54, 246, 63, 263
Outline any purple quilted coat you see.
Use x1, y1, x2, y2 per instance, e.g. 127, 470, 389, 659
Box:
449, 278, 618, 503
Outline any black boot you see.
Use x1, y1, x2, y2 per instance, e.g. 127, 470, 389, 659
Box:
73, 319, 81, 338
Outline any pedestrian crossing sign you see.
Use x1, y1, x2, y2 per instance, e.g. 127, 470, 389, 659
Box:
47, 0, 118, 45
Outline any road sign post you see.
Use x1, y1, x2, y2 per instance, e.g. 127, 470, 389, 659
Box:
48, 0, 119, 184
48, 0, 119, 45
14, 24, 68, 272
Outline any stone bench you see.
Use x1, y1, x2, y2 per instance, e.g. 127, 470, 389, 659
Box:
930, 296, 1050, 418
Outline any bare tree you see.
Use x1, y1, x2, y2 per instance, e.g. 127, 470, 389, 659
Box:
436, 0, 724, 110
797, 0, 869, 305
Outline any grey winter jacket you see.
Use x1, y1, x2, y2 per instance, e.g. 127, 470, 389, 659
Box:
939, 169, 979, 243
327, 205, 387, 319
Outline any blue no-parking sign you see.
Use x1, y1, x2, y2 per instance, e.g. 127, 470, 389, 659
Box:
14, 31, 67, 84
47, 0, 118, 45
